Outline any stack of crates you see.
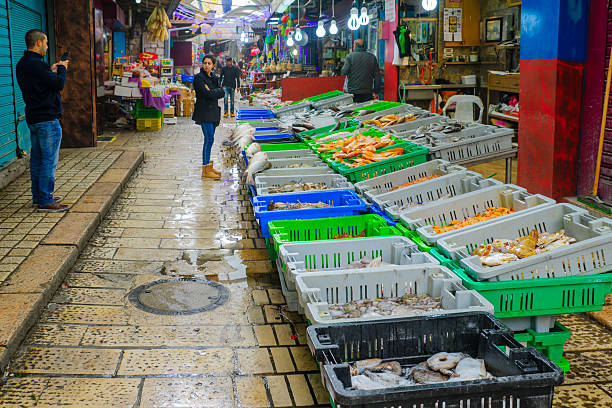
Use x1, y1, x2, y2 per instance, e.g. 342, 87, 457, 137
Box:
135, 101, 162, 131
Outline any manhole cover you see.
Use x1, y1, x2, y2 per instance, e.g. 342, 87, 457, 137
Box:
128, 278, 229, 315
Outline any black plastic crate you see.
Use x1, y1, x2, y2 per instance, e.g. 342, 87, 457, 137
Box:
307, 312, 564, 408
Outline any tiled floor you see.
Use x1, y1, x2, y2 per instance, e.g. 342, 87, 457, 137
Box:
0, 117, 611, 407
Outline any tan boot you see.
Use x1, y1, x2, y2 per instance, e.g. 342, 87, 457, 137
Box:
202, 164, 220, 179
209, 161, 221, 176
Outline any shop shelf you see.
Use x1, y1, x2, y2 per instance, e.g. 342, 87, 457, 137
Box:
252, 190, 368, 238
136, 117, 162, 131
371, 171, 502, 221
297, 264, 493, 325
436, 203, 612, 282
278, 236, 435, 291
254, 174, 354, 197
446, 262, 612, 330
354, 159, 466, 197
398, 184, 556, 245
269, 214, 401, 254
307, 312, 563, 408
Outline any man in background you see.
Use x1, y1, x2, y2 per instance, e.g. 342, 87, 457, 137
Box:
16, 29, 70, 212
341, 38, 380, 103
220, 57, 241, 118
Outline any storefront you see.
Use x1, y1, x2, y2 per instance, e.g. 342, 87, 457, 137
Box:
0, 0, 48, 171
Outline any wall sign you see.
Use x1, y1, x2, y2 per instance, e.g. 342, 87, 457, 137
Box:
443, 8, 462, 42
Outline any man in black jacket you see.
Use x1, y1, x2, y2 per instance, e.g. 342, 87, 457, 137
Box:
220, 57, 241, 118
341, 39, 380, 103
16, 29, 70, 212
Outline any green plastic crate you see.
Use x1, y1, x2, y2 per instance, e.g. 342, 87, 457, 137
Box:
304, 90, 346, 102
354, 101, 405, 112
330, 144, 429, 183
397, 226, 436, 252
446, 262, 612, 319
297, 120, 360, 140
306, 126, 377, 149
269, 214, 401, 253
260, 143, 309, 152
266, 238, 278, 263
511, 322, 571, 372
135, 101, 162, 119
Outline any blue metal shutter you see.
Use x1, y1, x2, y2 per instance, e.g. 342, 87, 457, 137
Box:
0, 0, 17, 169
9, 0, 47, 158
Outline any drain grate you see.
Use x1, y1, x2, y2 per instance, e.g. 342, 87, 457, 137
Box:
128, 278, 229, 315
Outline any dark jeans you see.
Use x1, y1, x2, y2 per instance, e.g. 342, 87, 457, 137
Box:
28, 119, 62, 206
353, 93, 373, 103
201, 122, 216, 165
223, 86, 235, 113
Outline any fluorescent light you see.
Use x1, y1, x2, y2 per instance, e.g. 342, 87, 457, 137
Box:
422, 0, 437, 11
359, 7, 369, 26
348, 7, 359, 31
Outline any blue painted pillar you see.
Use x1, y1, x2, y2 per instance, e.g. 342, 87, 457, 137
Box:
518, 0, 589, 200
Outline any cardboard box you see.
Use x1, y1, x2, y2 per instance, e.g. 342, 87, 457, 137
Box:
121, 77, 138, 88
131, 88, 142, 98
114, 85, 132, 97
163, 106, 174, 116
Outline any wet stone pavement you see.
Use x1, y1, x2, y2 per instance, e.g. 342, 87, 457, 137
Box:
0, 117, 611, 407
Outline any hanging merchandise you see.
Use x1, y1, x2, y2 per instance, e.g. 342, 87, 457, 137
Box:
281, 14, 289, 23
265, 27, 275, 44
146, 6, 171, 42
394, 25, 412, 58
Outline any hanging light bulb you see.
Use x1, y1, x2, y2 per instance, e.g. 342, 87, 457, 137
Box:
294, 27, 303, 42
422, 0, 437, 11
329, 19, 338, 35
286, 34, 294, 47
292, 48, 298, 56
348, 7, 359, 31
359, 7, 369, 26
136, 0, 141, 3
316, 21, 325, 38
329, 0, 338, 35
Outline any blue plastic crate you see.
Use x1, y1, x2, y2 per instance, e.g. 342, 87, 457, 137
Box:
242, 150, 249, 166
252, 190, 368, 238
254, 127, 282, 132
368, 204, 397, 227
252, 133, 295, 142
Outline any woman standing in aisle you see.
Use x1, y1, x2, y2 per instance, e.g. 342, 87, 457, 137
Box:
193, 55, 225, 179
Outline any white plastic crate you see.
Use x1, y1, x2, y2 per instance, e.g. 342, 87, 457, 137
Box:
268, 157, 328, 168
278, 236, 436, 291
261, 167, 335, 177
295, 265, 494, 325
391, 118, 482, 141
265, 150, 317, 160
311, 94, 354, 110
272, 102, 311, 118
437, 203, 612, 282
254, 174, 354, 196
400, 184, 556, 245
425, 126, 515, 162
354, 104, 417, 122
238, 120, 279, 128
372, 171, 503, 221
353, 159, 467, 197
386, 115, 448, 134
305, 114, 338, 129
276, 259, 303, 313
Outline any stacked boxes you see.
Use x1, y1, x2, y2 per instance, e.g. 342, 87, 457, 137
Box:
176, 88, 195, 117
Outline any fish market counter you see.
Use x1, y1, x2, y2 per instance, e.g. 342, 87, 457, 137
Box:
281, 76, 346, 102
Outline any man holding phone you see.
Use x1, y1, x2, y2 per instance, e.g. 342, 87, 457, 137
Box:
16, 29, 70, 212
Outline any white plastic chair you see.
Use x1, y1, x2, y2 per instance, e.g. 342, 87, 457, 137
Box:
442, 95, 484, 123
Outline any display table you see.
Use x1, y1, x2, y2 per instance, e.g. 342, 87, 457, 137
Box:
452, 144, 518, 184
128, 78, 181, 112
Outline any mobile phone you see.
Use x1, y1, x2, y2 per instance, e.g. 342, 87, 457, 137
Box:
61, 51, 70, 61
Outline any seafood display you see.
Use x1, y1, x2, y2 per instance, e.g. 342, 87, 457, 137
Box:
401, 122, 468, 145
328, 293, 442, 320
333, 229, 366, 239
362, 114, 416, 128
306, 256, 388, 272
244, 152, 270, 185
396, 194, 452, 212
433, 207, 513, 234
317, 133, 404, 168
391, 175, 440, 191
266, 201, 332, 211
472, 229, 577, 267
267, 182, 331, 194
349, 352, 491, 391
286, 163, 313, 168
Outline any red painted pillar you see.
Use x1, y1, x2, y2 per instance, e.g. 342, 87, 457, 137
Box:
517, 0, 589, 200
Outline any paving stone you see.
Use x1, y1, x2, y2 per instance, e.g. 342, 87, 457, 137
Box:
41, 304, 129, 325
118, 348, 234, 375
0, 293, 45, 346
11, 347, 121, 375
287, 374, 315, 406
81, 325, 255, 347
70, 195, 114, 216
266, 375, 293, 407
52, 287, 126, 305
36, 377, 140, 408
264, 305, 283, 323
72, 259, 164, 274
307, 373, 331, 405
247, 305, 266, 324
274, 324, 297, 346
140, 377, 235, 408
553, 384, 612, 407
114, 248, 180, 261
84, 181, 122, 197
98, 168, 132, 185
290, 346, 318, 371
159, 238, 222, 249
588, 305, 612, 330
252, 288, 270, 305
121, 228, 183, 238
267, 288, 286, 305
254, 325, 277, 346
42, 212, 100, 250
237, 347, 274, 374
0, 376, 49, 407
560, 314, 612, 352
25, 324, 88, 346
235, 376, 269, 408
270, 347, 296, 373
64, 272, 136, 289
564, 351, 612, 384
